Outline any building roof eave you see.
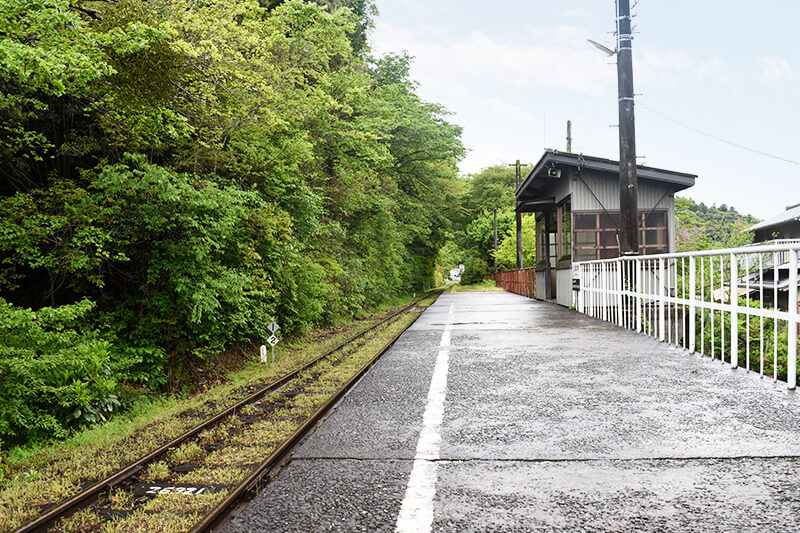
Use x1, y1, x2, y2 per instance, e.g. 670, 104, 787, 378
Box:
745, 204, 800, 233
516, 149, 698, 200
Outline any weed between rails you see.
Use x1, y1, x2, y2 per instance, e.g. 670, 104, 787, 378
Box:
0, 298, 432, 532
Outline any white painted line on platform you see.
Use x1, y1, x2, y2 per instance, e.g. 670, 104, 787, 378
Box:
395, 303, 454, 533
440, 328, 450, 348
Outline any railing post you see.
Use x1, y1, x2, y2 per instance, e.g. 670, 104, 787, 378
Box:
588, 265, 593, 318
788, 248, 798, 390
616, 260, 624, 327
689, 255, 696, 353
600, 262, 611, 322
595, 263, 599, 319
730, 252, 738, 369
636, 259, 642, 333
593, 263, 598, 319
659, 258, 666, 341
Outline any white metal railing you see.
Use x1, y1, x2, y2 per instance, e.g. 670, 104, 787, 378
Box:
743, 239, 800, 270
575, 242, 800, 389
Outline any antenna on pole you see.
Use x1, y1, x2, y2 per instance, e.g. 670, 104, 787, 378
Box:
587, 39, 616, 56
543, 113, 546, 148
566, 120, 573, 152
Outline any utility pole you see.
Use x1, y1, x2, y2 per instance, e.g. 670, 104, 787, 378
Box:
493, 208, 498, 274
509, 160, 528, 270
514, 160, 523, 269
617, 0, 638, 255
566, 120, 572, 152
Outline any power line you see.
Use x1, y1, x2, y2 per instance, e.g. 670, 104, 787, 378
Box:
639, 103, 800, 167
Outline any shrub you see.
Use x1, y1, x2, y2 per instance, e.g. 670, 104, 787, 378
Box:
0, 298, 120, 446
695, 297, 792, 380
461, 256, 488, 285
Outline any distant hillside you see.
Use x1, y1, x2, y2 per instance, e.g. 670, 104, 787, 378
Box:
675, 197, 760, 251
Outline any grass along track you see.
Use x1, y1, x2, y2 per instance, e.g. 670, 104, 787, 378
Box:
1, 291, 440, 533
6, 290, 441, 533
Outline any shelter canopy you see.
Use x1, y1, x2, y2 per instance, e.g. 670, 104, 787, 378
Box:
516, 150, 697, 213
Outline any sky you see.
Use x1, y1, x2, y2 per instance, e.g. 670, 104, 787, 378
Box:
369, 0, 800, 220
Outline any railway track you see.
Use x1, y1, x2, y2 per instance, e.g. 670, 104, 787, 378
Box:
12, 289, 442, 533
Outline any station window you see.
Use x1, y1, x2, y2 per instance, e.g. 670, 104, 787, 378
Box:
573, 210, 668, 261
535, 214, 544, 264
535, 212, 558, 268
639, 211, 668, 255
558, 200, 571, 261
573, 212, 619, 261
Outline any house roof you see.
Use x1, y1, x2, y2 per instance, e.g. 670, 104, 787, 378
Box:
746, 204, 800, 233
517, 149, 697, 200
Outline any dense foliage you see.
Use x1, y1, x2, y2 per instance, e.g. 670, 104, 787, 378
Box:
440, 165, 536, 283
0, 299, 119, 444
675, 197, 758, 251
0, 0, 463, 446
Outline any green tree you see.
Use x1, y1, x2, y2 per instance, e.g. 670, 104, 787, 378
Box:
675, 196, 758, 251
0, 0, 466, 446
493, 214, 536, 270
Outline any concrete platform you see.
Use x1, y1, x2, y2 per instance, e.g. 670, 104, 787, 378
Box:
224, 291, 800, 532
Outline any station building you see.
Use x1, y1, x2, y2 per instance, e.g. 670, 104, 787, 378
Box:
516, 149, 696, 307
739, 203, 800, 311
746, 203, 800, 243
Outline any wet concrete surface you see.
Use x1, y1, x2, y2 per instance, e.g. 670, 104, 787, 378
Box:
435, 457, 800, 532
224, 291, 800, 532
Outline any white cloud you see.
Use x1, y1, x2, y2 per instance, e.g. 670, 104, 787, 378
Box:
635, 48, 692, 84
529, 25, 592, 46
373, 22, 715, 98
372, 23, 616, 96
562, 7, 590, 18
486, 98, 532, 122
695, 56, 725, 78
694, 56, 737, 88
758, 56, 794, 82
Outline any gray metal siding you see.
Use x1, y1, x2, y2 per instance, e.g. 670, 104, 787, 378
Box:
571, 169, 617, 211
570, 172, 676, 252
533, 269, 572, 305
571, 170, 673, 212
552, 175, 571, 205
556, 269, 573, 307
535, 271, 545, 299
667, 198, 675, 252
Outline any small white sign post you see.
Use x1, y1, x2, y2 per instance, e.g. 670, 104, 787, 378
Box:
260, 345, 268, 364
267, 322, 280, 364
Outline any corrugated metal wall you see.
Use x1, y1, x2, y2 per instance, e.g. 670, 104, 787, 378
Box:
534, 271, 545, 300
569, 169, 676, 252
556, 269, 573, 307
570, 169, 670, 211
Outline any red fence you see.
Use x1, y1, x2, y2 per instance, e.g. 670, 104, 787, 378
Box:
486, 268, 536, 298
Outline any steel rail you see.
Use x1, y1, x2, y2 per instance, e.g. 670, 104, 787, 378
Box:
189, 289, 441, 533
13, 290, 439, 533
